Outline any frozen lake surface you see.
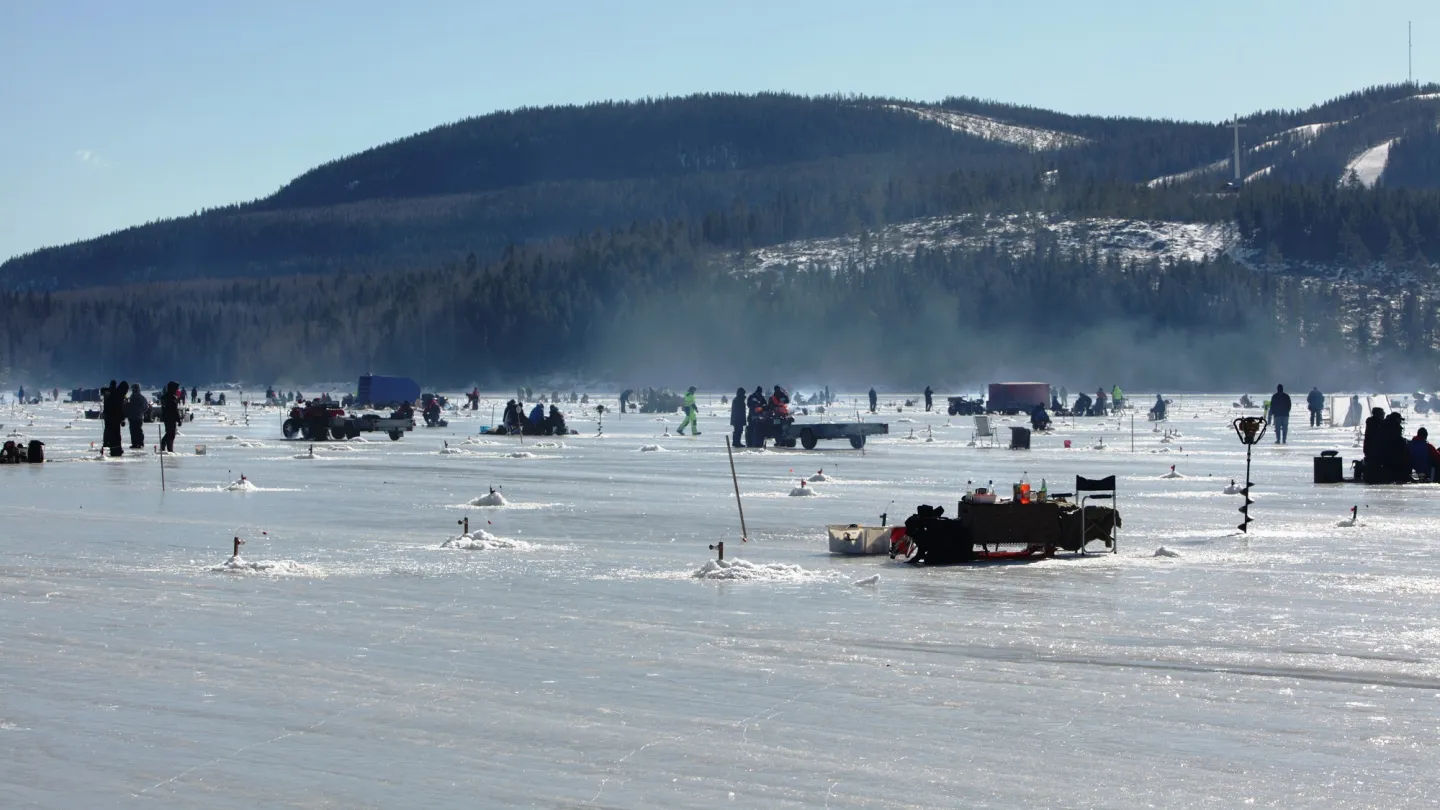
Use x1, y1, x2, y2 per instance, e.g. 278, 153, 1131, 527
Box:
2, 393, 1439, 808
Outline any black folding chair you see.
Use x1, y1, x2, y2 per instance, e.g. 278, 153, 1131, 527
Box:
1076, 475, 1118, 554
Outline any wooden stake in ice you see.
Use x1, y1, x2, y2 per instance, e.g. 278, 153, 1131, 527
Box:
724, 440, 749, 543
232, 536, 245, 557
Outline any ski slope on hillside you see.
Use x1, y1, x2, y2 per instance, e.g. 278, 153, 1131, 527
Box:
886, 105, 1088, 151
1342, 140, 1396, 188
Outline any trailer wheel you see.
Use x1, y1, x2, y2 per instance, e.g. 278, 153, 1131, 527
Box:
346, 426, 360, 440
800, 428, 818, 450
388, 430, 403, 441
330, 427, 347, 441
849, 435, 866, 449
282, 419, 301, 440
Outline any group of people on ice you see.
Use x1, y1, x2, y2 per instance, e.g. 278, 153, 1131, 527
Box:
497, 399, 571, 435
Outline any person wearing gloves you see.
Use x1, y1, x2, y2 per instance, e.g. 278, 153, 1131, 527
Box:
677, 386, 700, 436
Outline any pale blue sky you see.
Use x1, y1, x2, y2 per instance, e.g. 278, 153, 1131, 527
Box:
1, 0, 1435, 262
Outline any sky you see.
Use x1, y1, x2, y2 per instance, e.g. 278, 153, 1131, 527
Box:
1, 0, 1436, 262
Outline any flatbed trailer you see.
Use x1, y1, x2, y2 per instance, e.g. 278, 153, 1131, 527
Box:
746, 415, 888, 449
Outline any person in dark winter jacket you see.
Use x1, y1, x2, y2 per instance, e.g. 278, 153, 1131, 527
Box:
1269, 384, 1292, 443
1306, 387, 1325, 427
868, 388, 878, 413
730, 387, 747, 448
1408, 427, 1440, 481
923, 386, 933, 412
161, 382, 182, 453
125, 383, 148, 449
545, 405, 568, 435
102, 380, 125, 456
529, 403, 545, 433
1384, 412, 1411, 482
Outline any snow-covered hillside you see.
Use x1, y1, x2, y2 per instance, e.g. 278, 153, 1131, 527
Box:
887, 106, 1088, 151
1341, 140, 1397, 188
738, 213, 1237, 274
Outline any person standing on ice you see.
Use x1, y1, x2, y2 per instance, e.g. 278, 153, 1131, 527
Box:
923, 386, 933, 412
102, 380, 125, 456
730, 387, 747, 448
677, 386, 700, 435
1269, 384, 1292, 444
161, 382, 181, 453
1111, 385, 1124, 411
868, 388, 878, 413
125, 383, 148, 449
1306, 386, 1325, 427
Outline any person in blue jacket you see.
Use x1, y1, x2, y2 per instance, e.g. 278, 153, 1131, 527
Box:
529, 403, 545, 433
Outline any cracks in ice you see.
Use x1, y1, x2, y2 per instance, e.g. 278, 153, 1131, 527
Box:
132, 597, 462, 799
586, 689, 807, 805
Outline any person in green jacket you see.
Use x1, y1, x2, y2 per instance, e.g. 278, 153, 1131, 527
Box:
677, 386, 700, 435
1111, 385, 1124, 411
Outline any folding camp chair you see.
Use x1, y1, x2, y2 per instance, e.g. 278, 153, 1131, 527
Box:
1076, 475, 1118, 554
972, 415, 997, 447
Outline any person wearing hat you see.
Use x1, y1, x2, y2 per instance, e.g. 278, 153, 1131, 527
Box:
677, 386, 700, 435
160, 381, 182, 453
730, 387, 747, 448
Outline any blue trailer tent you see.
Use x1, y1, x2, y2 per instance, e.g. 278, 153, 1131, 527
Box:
357, 375, 420, 408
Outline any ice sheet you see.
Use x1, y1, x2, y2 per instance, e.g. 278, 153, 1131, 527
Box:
3, 392, 1440, 808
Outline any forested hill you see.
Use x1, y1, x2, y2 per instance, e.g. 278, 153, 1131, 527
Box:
6, 84, 1440, 292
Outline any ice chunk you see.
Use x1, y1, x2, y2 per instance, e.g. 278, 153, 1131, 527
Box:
439, 531, 533, 551
852, 574, 880, 586
470, 490, 508, 507
691, 558, 834, 581
1153, 547, 1180, 558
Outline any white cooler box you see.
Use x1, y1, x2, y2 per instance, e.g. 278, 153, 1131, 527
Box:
827, 524, 895, 555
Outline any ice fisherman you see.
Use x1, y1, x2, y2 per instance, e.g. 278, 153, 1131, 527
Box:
923, 386, 934, 412
769, 385, 790, 415
102, 380, 125, 456
528, 402, 545, 431
125, 383, 148, 449
1270, 384, 1292, 444
730, 387, 747, 448
1409, 427, 1440, 481
1307, 386, 1325, 427
747, 386, 766, 417
1111, 385, 1124, 411
1150, 393, 1167, 421
677, 386, 700, 435
161, 382, 181, 453
1029, 403, 1051, 431
546, 405, 568, 435
868, 388, 877, 413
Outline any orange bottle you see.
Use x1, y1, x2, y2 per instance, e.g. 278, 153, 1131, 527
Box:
1020, 472, 1031, 504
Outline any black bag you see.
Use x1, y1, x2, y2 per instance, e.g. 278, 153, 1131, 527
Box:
27, 440, 44, 463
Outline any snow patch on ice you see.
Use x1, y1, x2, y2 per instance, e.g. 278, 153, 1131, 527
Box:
225, 478, 258, 492
470, 491, 508, 507
439, 531, 533, 551
789, 482, 818, 496
210, 556, 316, 575
691, 558, 840, 582
639, 444, 665, 452
506, 451, 536, 459
1153, 547, 1181, 558
852, 574, 880, 586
